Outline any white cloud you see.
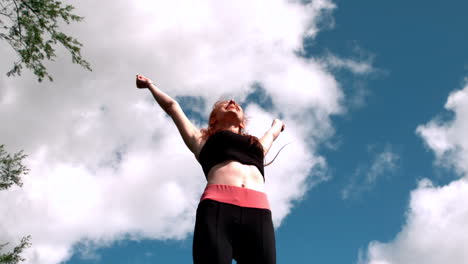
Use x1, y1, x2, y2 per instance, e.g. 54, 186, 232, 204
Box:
246, 104, 328, 221
322, 53, 374, 75
0, 0, 370, 263
360, 178, 468, 264
417, 83, 468, 174
366, 148, 399, 183
342, 145, 399, 200
360, 82, 468, 264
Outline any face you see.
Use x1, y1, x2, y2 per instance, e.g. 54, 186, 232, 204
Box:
210, 100, 245, 128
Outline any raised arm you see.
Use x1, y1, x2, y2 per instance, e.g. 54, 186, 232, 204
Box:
259, 119, 285, 156
136, 74, 203, 156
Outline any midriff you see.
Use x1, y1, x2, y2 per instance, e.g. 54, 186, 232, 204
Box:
206, 160, 265, 192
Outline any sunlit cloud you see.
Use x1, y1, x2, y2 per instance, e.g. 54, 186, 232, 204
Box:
0, 0, 373, 263
360, 81, 468, 264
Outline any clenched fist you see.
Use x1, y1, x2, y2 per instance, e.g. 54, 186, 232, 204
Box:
136, 74, 153, 89
272, 119, 285, 132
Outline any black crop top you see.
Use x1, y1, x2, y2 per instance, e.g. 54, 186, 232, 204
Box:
198, 130, 265, 180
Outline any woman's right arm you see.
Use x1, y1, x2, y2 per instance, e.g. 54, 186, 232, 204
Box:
136, 74, 203, 156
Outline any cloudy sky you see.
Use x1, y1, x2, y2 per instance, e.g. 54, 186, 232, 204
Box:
1, 0, 468, 263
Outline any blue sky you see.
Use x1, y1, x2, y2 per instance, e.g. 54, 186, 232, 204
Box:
68, 1, 466, 263
2, 0, 468, 264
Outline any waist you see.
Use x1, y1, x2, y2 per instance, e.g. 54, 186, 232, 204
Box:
202, 158, 265, 179
200, 184, 271, 210
207, 161, 265, 187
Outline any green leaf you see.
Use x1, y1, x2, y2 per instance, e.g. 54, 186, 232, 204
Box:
2, 0, 92, 82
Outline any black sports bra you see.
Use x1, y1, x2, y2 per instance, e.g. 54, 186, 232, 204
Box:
197, 130, 265, 180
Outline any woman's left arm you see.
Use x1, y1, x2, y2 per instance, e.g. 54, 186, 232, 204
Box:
259, 119, 285, 156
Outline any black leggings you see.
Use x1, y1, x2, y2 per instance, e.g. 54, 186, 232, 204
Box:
193, 199, 276, 264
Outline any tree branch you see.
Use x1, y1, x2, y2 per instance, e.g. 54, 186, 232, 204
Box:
3, 0, 91, 81
0, 11, 12, 17
11, 0, 22, 40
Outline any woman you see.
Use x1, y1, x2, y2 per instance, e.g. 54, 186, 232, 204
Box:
136, 74, 284, 264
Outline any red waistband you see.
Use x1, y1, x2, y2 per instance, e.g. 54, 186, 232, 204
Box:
200, 184, 270, 210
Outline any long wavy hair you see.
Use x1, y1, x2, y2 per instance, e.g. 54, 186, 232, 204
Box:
200, 100, 263, 151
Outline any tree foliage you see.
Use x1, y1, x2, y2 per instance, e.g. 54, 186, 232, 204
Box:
0, 145, 30, 264
0, 144, 29, 190
0, 236, 31, 264
0, 0, 91, 82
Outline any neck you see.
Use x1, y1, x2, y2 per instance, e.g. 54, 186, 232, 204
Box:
213, 123, 241, 134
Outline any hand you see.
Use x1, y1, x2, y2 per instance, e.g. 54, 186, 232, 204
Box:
136, 74, 153, 89
272, 119, 285, 132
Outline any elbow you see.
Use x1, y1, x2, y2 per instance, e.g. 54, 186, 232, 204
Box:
164, 100, 178, 116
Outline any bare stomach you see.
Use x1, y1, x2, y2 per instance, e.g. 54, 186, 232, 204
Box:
206, 160, 265, 192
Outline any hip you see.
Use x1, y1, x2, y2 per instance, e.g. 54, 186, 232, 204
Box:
200, 184, 271, 210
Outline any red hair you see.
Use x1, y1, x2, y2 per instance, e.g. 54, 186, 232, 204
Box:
200, 100, 263, 151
